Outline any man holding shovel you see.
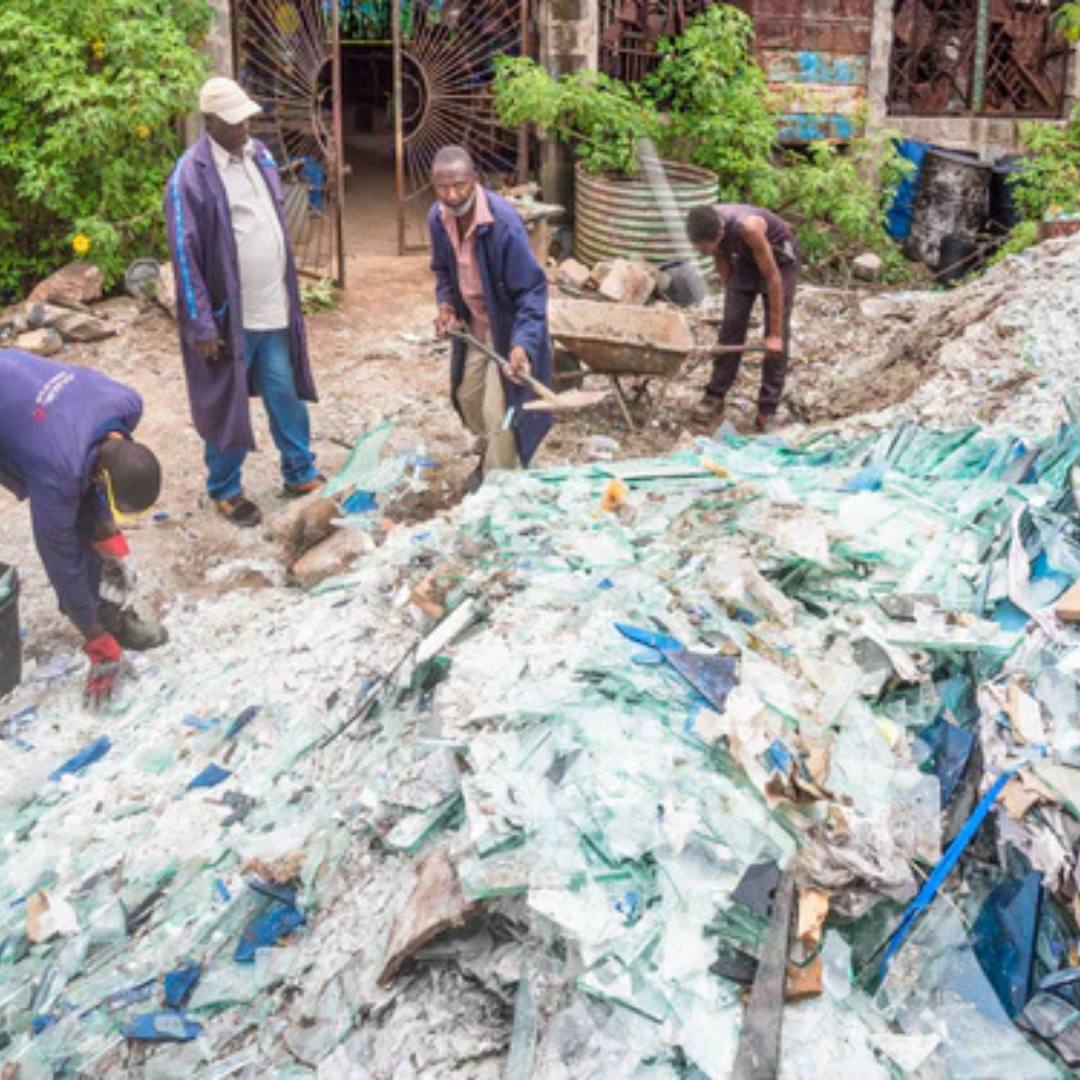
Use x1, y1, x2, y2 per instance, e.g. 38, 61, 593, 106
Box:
686, 203, 800, 432
428, 145, 553, 489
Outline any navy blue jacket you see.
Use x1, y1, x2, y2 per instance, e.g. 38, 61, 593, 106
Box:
0, 351, 143, 631
429, 190, 553, 466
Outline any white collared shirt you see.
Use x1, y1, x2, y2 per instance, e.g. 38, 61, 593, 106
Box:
210, 137, 289, 331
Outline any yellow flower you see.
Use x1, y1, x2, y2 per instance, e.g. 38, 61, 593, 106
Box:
91, 38, 105, 60
135, 123, 150, 141
72, 234, 91, 257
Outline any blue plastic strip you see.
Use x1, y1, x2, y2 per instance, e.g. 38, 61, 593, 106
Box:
49, 735, 111, 782
169, 151, 199, 322
881, 769, 1014, 977
614, 622, 681, 653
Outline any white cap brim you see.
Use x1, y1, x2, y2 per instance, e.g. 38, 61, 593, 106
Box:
212, 99, 262, 125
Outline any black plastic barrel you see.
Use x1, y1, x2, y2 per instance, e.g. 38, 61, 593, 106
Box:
0, 563, 21, 697
906, 149, 991, 268
938, 234, 980, 285
989, 154, 1027, 234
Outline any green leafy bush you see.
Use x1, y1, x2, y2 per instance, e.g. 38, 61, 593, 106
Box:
1012, 114, 1080, 221
647, 5, 778, 203
776, 128, 913, 283
0, 0, 210, 300
493, 58, 660, 178
978, 104, 1080, 261
494, 4, 909, 282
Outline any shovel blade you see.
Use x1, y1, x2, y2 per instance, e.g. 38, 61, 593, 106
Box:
523, 390, 608, 412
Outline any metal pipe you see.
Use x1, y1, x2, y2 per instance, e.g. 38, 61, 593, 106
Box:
392, 0, 406, 256
973, 0, 990, 113
517, 0, 530, 182
331, 0, 345, 287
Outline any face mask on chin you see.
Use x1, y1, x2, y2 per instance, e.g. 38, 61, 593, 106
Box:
443, 188, 477, 219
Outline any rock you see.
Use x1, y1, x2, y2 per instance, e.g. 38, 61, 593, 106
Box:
556, 258, 592, 290
156, 262, 177, 320
589, 260, 613, 286
289, 526, 374, 589
852, 253, 884, 281
28, 261, 103, 306
266, 490, 341, 561
26, 890, 78, 943
51, 311, 115, 343
92, 296, 143, 328
377, 846, 480, 986
859, 295, 919, 322
597, 258, 656, 305
15, 328, 63, 356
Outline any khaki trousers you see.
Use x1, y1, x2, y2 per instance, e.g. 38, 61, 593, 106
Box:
454, 345, 520, 473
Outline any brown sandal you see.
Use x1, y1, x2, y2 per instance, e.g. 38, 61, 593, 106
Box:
215, 494, 262, 527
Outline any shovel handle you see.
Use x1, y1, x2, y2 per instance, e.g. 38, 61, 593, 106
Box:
451, 331, 561, 405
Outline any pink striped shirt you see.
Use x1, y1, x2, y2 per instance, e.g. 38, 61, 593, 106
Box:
439, 185, 494, 344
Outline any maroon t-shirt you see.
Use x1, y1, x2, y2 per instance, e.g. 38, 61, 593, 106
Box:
714, 203, 799, 289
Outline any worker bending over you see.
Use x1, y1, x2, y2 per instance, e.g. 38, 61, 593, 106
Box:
428, 145, 553, 490
0, 351, 166, 705
686, 203, 800, 431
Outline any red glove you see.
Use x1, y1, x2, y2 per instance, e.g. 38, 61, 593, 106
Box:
92, 533, 136, 602
92, 533, 131, 561
84, 632, 122, 706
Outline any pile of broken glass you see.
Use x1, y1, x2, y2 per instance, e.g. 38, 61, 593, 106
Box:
3, 420, 1080, 1077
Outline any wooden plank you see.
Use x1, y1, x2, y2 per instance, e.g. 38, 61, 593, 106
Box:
764, 49, 868, 87
777, 112, 860, 142
771, 83, 866, 114
1054, 579, 1080, 622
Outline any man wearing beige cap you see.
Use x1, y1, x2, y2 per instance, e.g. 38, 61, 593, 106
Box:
165, 77, 321, 528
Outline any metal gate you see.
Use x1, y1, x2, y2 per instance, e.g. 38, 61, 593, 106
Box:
391, 0, 530, 253
232, 0, 346, 284
888, 0, 1070, 117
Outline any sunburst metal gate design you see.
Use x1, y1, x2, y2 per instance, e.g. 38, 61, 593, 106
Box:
232, 0, 346, 284
391, 0, 529, 253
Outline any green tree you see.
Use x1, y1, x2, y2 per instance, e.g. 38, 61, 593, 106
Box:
493, 58, 661, 178
0, 0, 210, 299
647, 5, 778, 204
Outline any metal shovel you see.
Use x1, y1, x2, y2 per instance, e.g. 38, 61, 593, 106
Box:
451, 330, 608, 412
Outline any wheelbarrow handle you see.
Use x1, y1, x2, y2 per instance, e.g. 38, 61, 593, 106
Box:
713, 343, 769, 354
450, 330, 561, 406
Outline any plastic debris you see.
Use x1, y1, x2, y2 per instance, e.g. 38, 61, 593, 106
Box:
48, 734, 110, 781
186, 763, 231, 791
162, 963, 202, 1009
121, 1010, 203, 1043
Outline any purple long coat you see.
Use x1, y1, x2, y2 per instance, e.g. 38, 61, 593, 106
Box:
164, 132, 317, 452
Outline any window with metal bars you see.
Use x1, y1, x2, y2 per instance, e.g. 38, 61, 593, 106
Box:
887, 0, 1071, 118
598, 0, 722, 83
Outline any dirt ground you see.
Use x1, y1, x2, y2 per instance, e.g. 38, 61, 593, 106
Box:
3, 224, 902, 667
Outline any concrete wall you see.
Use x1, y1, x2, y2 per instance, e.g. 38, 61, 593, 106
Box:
538, 0, 599, 209
205, 0, 233, 78
187, 0, 233, 145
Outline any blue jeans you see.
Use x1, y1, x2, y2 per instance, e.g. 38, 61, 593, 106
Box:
204, 329, 317, 501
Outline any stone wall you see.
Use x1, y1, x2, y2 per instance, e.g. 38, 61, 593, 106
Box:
538, 0, 599, 211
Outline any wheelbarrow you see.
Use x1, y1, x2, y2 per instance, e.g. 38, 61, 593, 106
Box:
549, 298, 775, 429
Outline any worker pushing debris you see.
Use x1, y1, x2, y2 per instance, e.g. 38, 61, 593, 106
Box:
686, 202, 800, 430
0, 350, 166, 705
429, 145, 554, 492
